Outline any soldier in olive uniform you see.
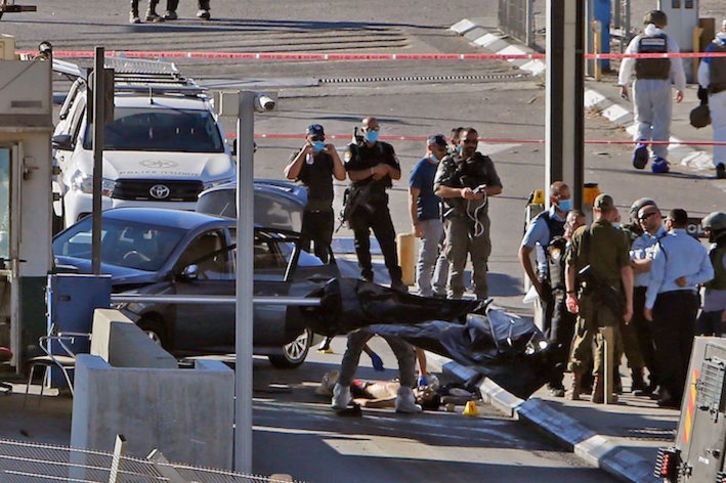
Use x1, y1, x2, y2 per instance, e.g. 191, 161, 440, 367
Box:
565, 194, 634, 403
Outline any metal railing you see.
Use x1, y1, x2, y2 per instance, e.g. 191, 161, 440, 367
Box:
498, 0, 534, 48
0, 438, 298, 483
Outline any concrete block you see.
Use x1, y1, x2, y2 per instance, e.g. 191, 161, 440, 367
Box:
473, 33, 506, 49
584, 89, 610, 110
600, 104, 632, 125
450, 19, 477, 35
90, 309, 177, 369
71, 354, 234, 469
463, 27, 489, 43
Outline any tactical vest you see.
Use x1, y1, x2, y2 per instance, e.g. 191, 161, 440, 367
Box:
709, 42, 726, 94
706, 243, 726, 290
635, 34, 671, 80
532, 211, 566, 286
547, 236, 568, 290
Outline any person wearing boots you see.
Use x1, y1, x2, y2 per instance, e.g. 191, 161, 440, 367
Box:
696, 212, 726, 336
565, 194, 634, 403
618, 10, 686, 174
645, 209, 714, 408
697, 19, 726, 179
129, 0, 164, 23
162, 0, 211, 21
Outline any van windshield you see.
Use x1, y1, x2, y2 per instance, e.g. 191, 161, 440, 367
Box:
83, 107, 224, 153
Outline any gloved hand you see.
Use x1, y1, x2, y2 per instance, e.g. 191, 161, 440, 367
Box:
417, 374, 429, 387
369, 351, 384, 371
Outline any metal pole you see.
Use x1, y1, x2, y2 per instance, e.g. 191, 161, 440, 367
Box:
91, 46, 104, 275
546, 0, 585, 209
235, 91, 255, 474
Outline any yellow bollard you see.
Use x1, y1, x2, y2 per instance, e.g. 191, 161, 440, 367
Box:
592, 20, 602, 81
397, 233, 416, 287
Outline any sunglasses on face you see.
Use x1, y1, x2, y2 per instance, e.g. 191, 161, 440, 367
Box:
639, 212, 657, 221
462, 139, 478, 145
310, 136, 325, 142
363, 126, 379, 132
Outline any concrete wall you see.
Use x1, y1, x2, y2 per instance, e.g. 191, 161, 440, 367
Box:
71, 309, 234, 469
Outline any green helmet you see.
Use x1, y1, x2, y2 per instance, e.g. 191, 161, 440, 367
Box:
629, 197, 656, 224
643, 10, 668, 28
702, 211, 726, 242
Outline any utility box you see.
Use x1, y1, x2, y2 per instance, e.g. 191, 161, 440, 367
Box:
658, 0, 699, 82
654, 337, 726, 482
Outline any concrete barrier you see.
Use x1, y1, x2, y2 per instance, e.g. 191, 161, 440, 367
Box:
71, 309, 234, 470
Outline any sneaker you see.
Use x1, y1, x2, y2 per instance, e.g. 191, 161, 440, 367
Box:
632, 143, 649, 169
651, 157, 670, 174
395, 386, 422, 414
717, 163, 725, 179
196, 8, 211, 20
163, 10, 178, 20
331, 383, 351, 410
129, 12, 141, 23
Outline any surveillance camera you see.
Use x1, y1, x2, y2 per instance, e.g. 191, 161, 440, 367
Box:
254, 95, 275, 113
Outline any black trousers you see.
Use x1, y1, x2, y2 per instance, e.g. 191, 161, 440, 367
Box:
652, 290, 699, 401
632, 287, 658, 385
300, 209, 334, 264
548, 289, 576, 387
349, 202, 402, 285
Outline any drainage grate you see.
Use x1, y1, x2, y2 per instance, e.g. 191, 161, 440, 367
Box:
320, 72, 530, 84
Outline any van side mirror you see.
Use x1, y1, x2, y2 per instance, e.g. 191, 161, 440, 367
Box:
230, 138, 237, 157
52, 134, 73, 150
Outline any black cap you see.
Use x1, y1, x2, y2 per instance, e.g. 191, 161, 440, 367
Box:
306, 124, 324, 137
427, 134, 447, 148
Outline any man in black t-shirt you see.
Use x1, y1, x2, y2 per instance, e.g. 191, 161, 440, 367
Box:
344, 117, 404, 288
285, 124, 346, 263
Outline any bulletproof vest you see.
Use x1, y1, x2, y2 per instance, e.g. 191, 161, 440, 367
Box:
709, 42, 726, 94
547, 236, 568, 290
635, 33, 671, 80
706, 243, 726, 290
441, 152, 497, 217
348, 141, 395, 202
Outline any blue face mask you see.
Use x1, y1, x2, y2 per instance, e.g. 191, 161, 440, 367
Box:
312, 141, 326, 152
456, 145, 463, 154
365, 130, 379, 143
558, 199, 572, 213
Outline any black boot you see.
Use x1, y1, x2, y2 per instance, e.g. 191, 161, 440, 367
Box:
631, 368, 646, 392
145, 0, 164, 22
197, 0, 211, 20
613, 370, 623, 395
129, 0, 141, 23
164, 0, 179, 20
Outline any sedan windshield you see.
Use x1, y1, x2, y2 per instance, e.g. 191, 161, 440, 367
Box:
53, 217, 187, 271
83, 107, 224, 152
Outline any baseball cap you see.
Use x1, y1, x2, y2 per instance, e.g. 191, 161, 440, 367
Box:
306, 124, 325, 137
427, 134, 448, 148
594, 193, 614, 211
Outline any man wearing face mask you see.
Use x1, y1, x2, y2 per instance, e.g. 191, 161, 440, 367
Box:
565, 194, 634, 403
409, 134, 450, 298
434, 127, 503, 300
285, 124, 346, 263
344, 117, 405, 290
519, 181, 570, 396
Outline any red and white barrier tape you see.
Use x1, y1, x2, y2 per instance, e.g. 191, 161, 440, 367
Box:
19, 50, 726, 61
244, 133, 726, 146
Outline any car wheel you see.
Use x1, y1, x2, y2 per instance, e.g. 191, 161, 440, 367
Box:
137, 317, 168, 350
269, 328, 312, 369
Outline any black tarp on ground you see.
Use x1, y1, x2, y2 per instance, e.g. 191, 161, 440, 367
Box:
300, 278, 551, 399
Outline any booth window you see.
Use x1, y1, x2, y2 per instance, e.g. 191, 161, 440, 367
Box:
0, 149, 9, 260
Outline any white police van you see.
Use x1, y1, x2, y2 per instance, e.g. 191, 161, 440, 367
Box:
52, 58, 235, 231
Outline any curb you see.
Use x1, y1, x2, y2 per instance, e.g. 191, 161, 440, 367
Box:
425, 352, 658, 483
450, 18, 715, 172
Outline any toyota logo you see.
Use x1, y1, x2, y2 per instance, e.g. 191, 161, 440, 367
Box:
149, 184, 170, 200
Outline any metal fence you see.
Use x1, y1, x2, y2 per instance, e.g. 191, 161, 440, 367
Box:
0, 438, 297, 483
498, 0, 534, 47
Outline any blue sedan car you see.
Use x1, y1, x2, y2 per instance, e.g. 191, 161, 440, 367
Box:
52, 208, 336, 367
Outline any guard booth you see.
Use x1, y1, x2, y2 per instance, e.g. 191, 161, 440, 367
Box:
0, 41, 54, 372
658, 0, 699, 82
655, 337, 726, 482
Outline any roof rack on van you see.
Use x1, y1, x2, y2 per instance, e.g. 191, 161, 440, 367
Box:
53, 57, 206, 97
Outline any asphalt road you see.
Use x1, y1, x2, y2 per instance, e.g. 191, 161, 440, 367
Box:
252, 336, 614, 483
3, 1, 723, 480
